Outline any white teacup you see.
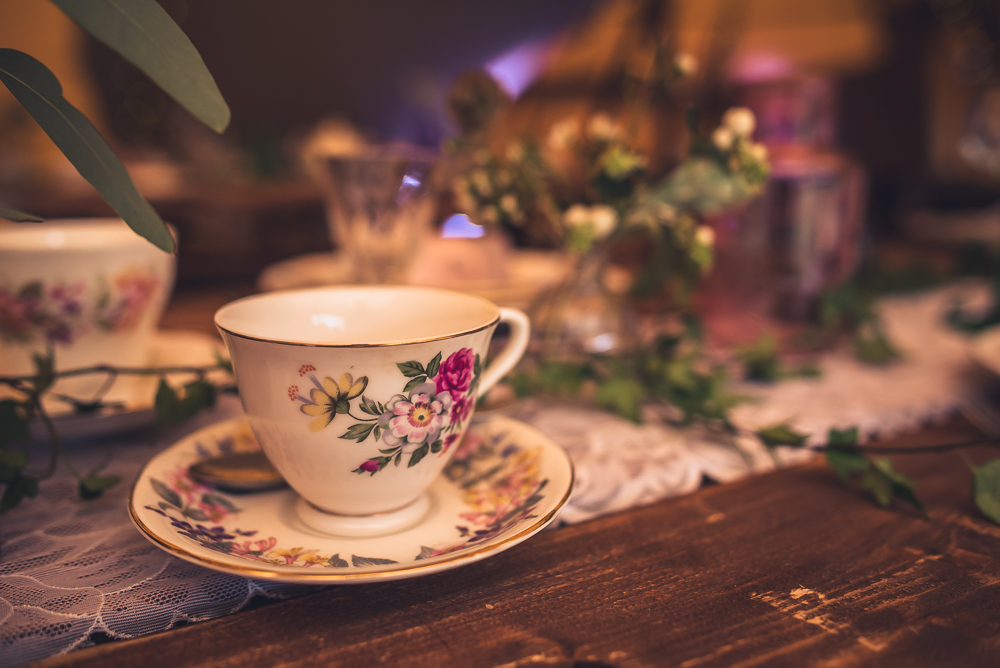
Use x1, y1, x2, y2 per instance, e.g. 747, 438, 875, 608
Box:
215, 286, 530, 536
0, 219, 176, 396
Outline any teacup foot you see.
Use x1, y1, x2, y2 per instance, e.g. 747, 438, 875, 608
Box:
296, 494, 430, 537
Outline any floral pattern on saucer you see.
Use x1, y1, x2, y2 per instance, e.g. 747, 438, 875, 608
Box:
132, 416, 572, 580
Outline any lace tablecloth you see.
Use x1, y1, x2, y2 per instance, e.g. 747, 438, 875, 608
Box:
0, 284, 989, 665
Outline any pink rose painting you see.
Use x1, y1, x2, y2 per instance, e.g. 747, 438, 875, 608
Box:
435, 348, 475, 396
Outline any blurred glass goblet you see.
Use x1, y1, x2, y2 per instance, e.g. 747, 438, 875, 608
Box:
313, 147, 437, 284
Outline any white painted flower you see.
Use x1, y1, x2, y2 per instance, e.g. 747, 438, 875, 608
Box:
471, 170, 492, 197
547, 118, 579, 150
587, 113, 623, 141
695, 225, 715, 247
675, 52, 697, 76
723, 107, 756, 138
711, 126, 734, 151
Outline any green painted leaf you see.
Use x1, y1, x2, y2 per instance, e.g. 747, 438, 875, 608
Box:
0, 203, 43, 222
0, 400, 31, 446
183, 507, 208, 521
79, 474, 121, 500
430, 439, 442, 454
403, 375, 428, 393
150, 478, 181, 508
474, 353, 481, 377
351, 554, 398, 567
374, 425, 381, 441
972, 459, 1000, 525
359, 396, 380, 416
827, 427, 860, 447
0, 49, 174, 252
756, 423, 809, 448
394, 451, 401, 466
52, 0, 230, 132
408, 443, 430, 468
327, 553, 349, 568
201, 493, 238, 513
426, 352, 442, 379
397, 361, 426, 378
340, 422, 375, 443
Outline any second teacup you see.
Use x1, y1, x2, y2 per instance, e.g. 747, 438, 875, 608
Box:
215, 286, 530, 536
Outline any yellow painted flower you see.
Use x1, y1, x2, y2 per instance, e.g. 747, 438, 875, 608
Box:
299, 372, 368, 432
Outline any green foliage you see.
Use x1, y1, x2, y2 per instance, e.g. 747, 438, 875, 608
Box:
154, 378, 217, 432
971, 459, 1000, 525
0, 49, 174, 252
52, 0, 230, 132
595, 376, 645, 423
739, 335, 781, 383
79, 473, 121, 500
823, 427, 923, 513
756, 423, 809, 448
340, 422, 375, 443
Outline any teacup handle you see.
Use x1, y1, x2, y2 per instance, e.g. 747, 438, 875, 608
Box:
477, 307, 531, 398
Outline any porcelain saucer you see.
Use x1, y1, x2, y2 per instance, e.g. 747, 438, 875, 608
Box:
130, 415, 574, 584
19, 330, 226, 440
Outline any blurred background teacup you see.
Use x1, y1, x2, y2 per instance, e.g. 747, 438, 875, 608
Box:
0, 218, 176, 397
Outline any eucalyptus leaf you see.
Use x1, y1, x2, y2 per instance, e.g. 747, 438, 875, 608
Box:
0, 203, 43, 222
52, 0, 230, 132
0, 49, 174, 252
972, 459, 1000, 525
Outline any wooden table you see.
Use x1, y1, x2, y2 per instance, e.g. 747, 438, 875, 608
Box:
34, 290, 1000, 668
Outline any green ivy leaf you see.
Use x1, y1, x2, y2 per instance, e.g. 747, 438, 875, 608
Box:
52, 0, 230, 132
972, 459, 1000, 525
0, 203, 43, 222
154, 379, 179, 432
0, 473, 38, 514
403, 375, 428, 393
0, 450, 29, 484
0, 49, 174, 252
408, 443, 430, 468
150, 477, 181, 508
79, 474, 121, 500
397, 361, 426, 378
756, 423, 809, 448
178, 380, 216, 421
426, 352, 442, 379
867, 458, 924, 512
0, 400, 31, 446
825, 448, 868, 481
827, 427, 860, 447
32, 351, 55, 394
340, 423, 375, 443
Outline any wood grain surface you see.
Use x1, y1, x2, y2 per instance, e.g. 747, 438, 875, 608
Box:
34, 418, 1000, 668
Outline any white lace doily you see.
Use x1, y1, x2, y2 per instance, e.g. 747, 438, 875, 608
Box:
0, 284, 989, 665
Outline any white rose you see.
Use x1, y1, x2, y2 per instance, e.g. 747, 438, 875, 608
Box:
711, 126, 734, 151
695, 225, 715, 247
723, 107, 756, 138
674, 52, 697, 76
590, 205, 618, 238
587, 113, 623, 141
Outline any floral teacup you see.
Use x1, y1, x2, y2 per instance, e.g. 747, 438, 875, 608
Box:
215, 286, 530, 536
0, 219, 175, 396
